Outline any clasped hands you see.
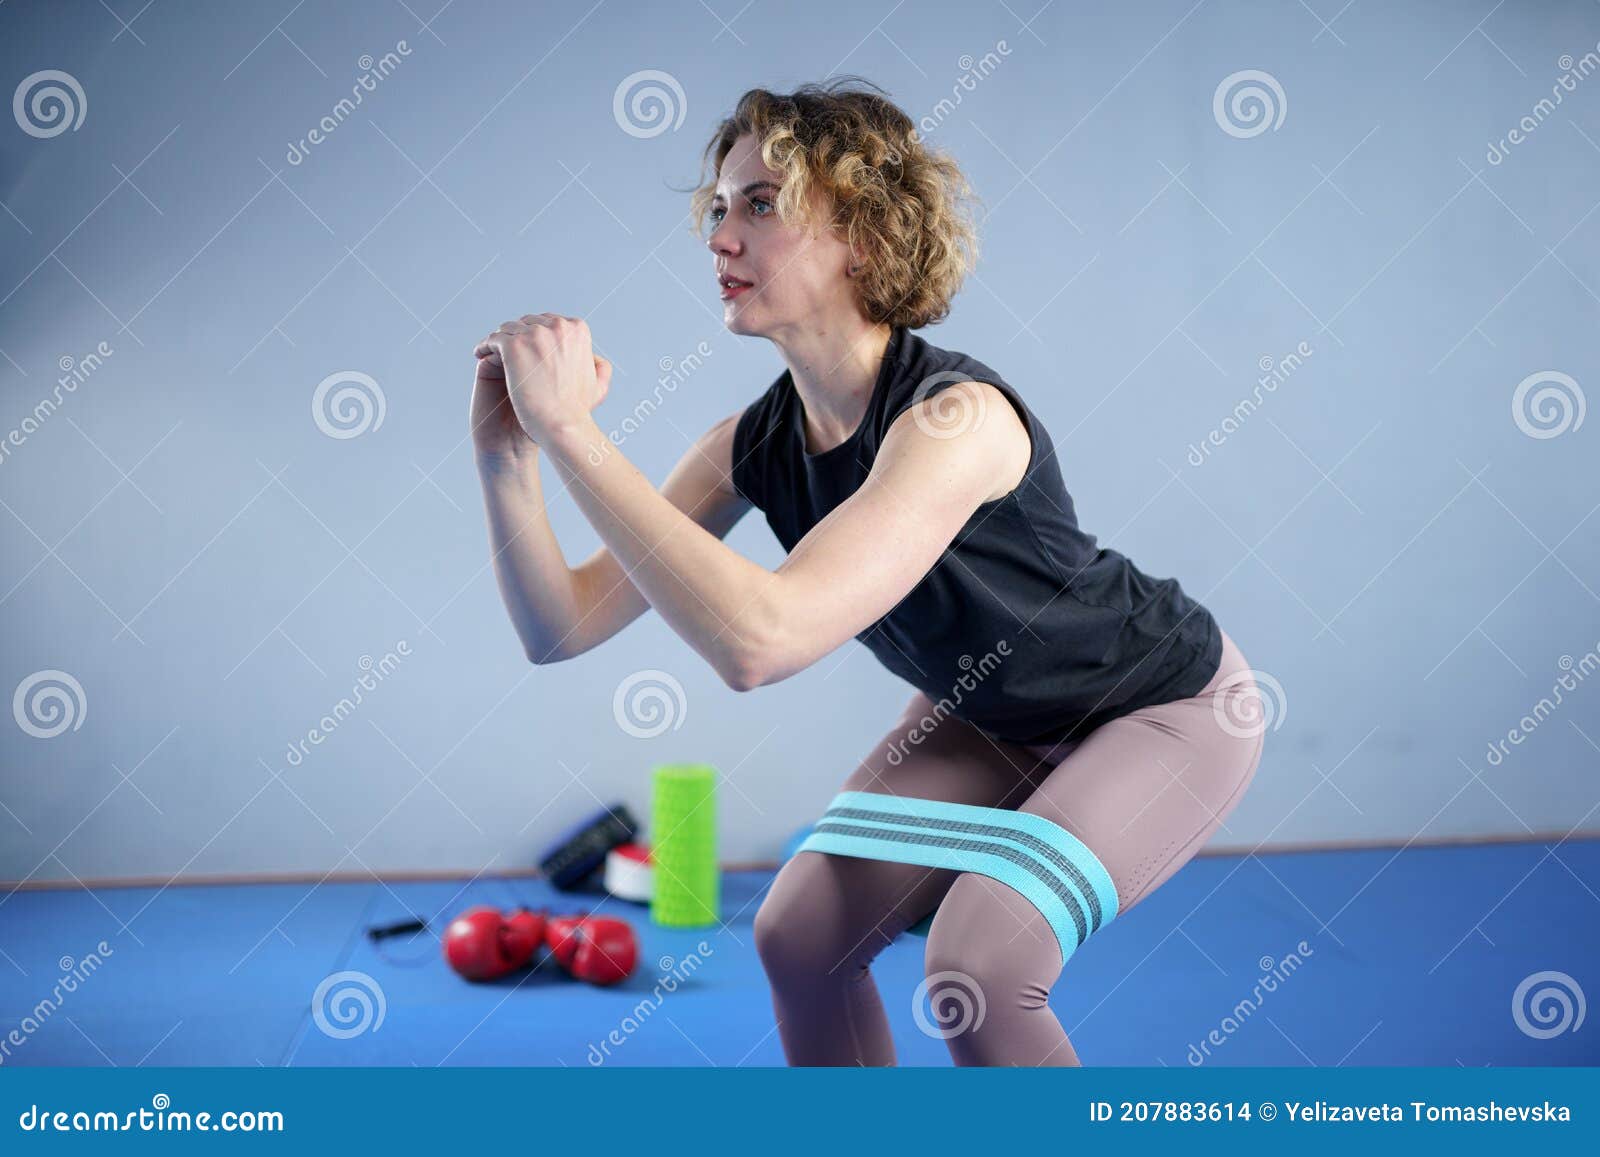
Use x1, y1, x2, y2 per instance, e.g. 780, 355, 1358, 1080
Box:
472, 314, 612, 451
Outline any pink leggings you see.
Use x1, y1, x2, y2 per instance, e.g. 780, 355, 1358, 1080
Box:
753, 629, 1265, 1066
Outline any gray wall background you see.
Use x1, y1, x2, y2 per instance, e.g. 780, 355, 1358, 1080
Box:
1, 0, 1596, 884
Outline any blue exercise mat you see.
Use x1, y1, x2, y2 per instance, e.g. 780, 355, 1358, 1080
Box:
1, 841, 1596, 1066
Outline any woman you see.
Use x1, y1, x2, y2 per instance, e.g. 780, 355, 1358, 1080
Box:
471, 79, 1266, 1067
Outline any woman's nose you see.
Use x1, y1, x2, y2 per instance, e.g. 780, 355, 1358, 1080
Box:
707, 218, 740, 256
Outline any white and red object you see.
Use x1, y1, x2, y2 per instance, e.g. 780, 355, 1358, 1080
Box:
604, 842, 654, 903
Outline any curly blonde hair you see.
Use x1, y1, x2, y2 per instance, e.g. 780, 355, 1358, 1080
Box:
687, 77, 981, 330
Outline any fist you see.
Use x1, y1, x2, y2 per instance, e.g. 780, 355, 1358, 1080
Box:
473, 314, 612, 444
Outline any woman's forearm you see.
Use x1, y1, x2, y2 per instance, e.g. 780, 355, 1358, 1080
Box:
475, 452, 587, 662
541, 418, 777, 689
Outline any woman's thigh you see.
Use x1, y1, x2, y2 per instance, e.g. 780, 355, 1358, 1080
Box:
1013, 630, 1267, 918
758, 691, 1040, 958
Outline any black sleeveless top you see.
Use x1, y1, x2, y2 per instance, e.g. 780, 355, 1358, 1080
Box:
730, 324, 1222, 748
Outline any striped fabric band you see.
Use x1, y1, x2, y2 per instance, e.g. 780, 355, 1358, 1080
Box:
794, 790, 1120, 967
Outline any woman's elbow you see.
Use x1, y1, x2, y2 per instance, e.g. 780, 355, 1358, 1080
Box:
724, 638, 818, 691
525, 635, 575, 665
718, 618, 794, 692
720, 647, 774, 692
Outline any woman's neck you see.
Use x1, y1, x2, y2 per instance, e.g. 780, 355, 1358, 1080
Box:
776, 320, 893, 455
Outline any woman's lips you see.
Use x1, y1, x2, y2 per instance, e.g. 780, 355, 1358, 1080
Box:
720, 278, 753, 301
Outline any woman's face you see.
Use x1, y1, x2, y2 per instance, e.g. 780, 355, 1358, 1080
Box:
706, 133, 858, 338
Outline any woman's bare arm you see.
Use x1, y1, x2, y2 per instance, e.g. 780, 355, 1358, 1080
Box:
537, 380, 1029, 689
477, 412, 751, 663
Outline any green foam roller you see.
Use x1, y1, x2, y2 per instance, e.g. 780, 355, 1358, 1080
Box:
650, 762, 720, 927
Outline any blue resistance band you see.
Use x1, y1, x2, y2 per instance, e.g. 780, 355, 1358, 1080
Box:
794, 790, 1120, 967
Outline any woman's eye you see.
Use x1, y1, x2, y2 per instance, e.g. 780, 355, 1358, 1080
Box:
709, 198, 771, 225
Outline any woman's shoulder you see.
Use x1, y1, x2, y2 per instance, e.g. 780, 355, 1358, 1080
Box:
885, 329, 1034, 430
897, 328, 1015, 398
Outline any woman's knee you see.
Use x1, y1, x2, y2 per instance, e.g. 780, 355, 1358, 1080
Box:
753, 864, 807, 968
752, 895, 800, 977
753, 853, 866, 981
922, 875, 1061, 1011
